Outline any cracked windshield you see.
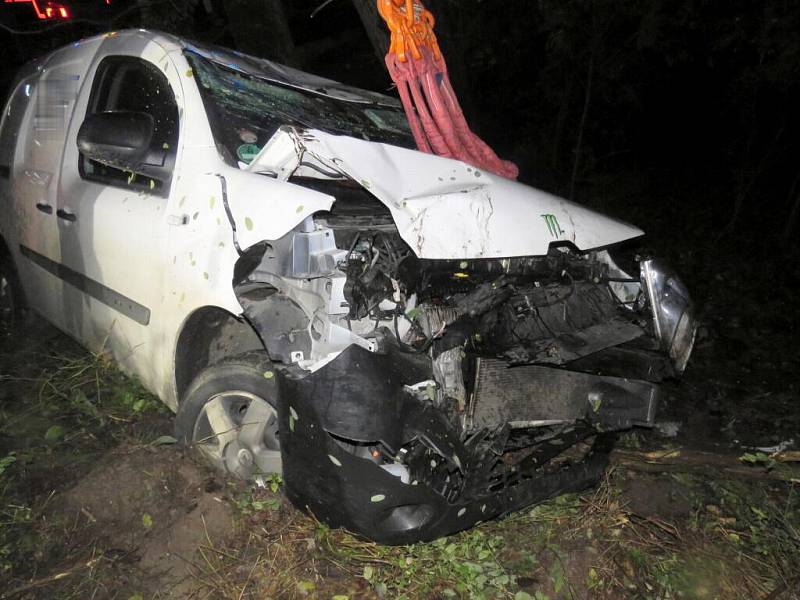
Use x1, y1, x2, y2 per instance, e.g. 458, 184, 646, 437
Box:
186, 51, 413, 164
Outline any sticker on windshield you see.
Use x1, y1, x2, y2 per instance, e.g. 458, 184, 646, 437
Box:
237, 143, 261, 163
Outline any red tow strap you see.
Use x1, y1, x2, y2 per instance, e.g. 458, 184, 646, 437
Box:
378, 0, 518, 179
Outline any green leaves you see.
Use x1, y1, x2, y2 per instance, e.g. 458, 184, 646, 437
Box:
0, 453, 16, 477
296, 580, 315, 594
550, 561, 566, 594
404, 307, 422, 322
44, 425, 64, 443
69, 390, 105, 424
265, 473, 282, 494
234, 485, 281, 514
738, 452, 776, 469
151, 435, 177, 446
328, 527, 514, 599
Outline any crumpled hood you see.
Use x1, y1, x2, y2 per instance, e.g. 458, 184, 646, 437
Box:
248, 128, 644, 259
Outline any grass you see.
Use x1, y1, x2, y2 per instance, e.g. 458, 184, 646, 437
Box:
320, 522, 516, 599
183, 464, 800, 600
183, 477, 524, 599
0, 334, 171, 580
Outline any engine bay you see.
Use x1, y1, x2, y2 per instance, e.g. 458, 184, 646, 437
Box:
233, 177, 667, 434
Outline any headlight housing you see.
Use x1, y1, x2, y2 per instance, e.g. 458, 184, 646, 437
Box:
640, 258, 697, 373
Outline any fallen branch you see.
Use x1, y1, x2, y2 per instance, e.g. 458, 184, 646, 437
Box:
2, 556, 103, 598
611, 448, 798, 482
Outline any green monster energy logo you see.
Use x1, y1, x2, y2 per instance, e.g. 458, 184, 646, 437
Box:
541, 214, 565, 238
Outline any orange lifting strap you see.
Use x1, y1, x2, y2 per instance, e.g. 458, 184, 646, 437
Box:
377, 0, 518, 179
378, 0, 441, 62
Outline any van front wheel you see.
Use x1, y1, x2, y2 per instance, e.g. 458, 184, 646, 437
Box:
175, 351, 281, 479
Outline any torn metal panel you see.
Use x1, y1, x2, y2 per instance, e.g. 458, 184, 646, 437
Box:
210, 164, 334, 250
432, 347, 467, 412
237, 285, 311, 364
248, 127, 645, 259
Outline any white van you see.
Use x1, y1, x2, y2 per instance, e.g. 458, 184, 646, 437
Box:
0, 30, 696, 543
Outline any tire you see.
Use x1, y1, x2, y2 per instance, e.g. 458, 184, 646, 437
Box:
0, 253, 26, 335
175, 351, 282, 479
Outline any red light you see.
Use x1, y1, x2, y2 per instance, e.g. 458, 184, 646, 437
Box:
42, 1, 71, 19
42, 0, 72, 20
5, 0, 72, 20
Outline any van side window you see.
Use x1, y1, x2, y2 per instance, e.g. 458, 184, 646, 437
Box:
0, 78, 35, 178
79, 56, 178, 195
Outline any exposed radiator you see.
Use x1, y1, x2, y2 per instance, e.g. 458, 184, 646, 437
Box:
467, 358, 659, 431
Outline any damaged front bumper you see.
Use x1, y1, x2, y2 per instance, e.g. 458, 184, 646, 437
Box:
276, 343, 660, 544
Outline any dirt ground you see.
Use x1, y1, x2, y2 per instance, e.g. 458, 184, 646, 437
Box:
1, 247, 799, 599
0, 324, 257, 599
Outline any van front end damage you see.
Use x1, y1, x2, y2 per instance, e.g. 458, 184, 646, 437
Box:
230, 191, 694, 543
275, 342, 656, 544
226, 128, 696, 543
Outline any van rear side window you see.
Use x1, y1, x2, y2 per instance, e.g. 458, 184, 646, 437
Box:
0, 78, 35, 178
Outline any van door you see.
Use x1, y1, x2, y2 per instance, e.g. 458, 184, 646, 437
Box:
4, 66, 86, 331
57, 52, 180, 384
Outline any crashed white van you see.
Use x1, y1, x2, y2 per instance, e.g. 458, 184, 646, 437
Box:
0, 30, 696, 543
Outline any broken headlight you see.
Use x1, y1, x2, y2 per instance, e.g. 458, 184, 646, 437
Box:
640, 258, 697, 372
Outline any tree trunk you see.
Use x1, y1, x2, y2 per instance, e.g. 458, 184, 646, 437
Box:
721, 125, 784, 237
349, 0, 390, 66
782, 172, 800, 247
551, 73, 575, 176
222, 0, 299, 67
569, 53, 594, 202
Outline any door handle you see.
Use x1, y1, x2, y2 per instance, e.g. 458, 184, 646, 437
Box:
56, 209, 77, 222
36, 203, 53, 214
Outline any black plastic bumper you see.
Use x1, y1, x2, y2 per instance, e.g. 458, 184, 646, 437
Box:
276, 344, 655, 544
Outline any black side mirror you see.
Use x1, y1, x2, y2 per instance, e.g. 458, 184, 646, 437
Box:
77, 111, 155, 173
